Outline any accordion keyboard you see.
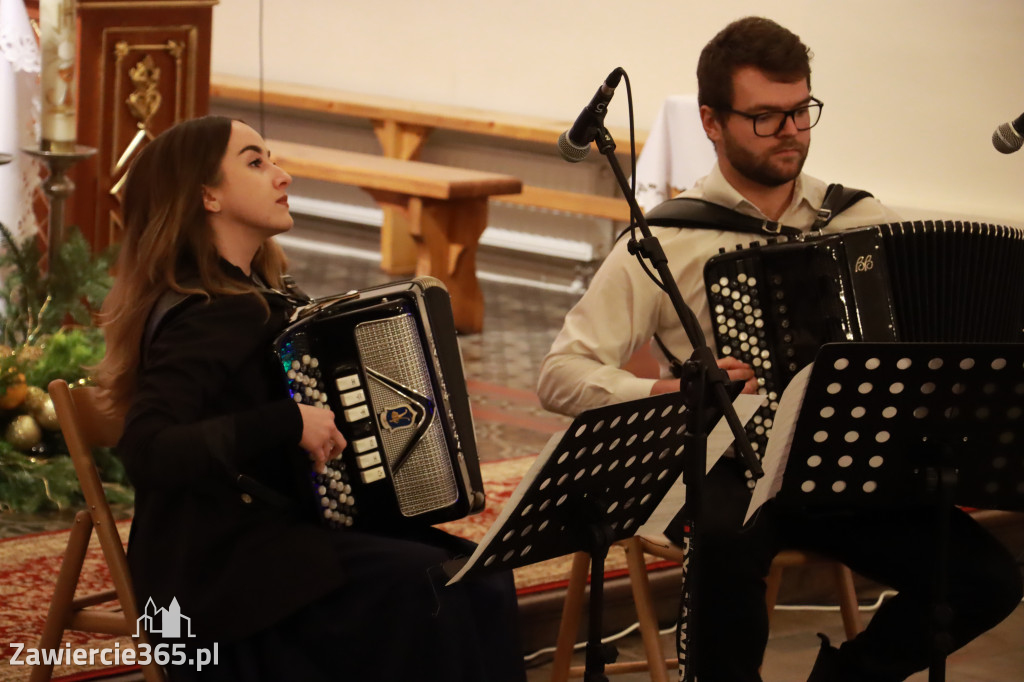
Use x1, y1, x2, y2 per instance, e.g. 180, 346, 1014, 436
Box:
281, 347, 364, 528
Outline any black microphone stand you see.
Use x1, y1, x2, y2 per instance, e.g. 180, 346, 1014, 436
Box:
591, 123, 764, 679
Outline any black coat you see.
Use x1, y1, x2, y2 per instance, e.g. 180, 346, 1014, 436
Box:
118, 262, 526, 681
120, 266, 348, 642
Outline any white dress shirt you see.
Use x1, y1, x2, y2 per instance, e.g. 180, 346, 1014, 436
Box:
537, 163, 901, 417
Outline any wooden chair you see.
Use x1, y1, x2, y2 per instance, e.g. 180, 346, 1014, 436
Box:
30, 380, 164, 682
550, 535, 863, 682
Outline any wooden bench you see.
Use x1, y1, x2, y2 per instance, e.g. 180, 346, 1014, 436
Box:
269, 139, 521, 334
211, 74, 642, 271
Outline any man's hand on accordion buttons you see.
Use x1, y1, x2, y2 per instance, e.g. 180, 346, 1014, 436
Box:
717, 356, 758, 394
650, 356, 757, 396
298, 403, 348, 474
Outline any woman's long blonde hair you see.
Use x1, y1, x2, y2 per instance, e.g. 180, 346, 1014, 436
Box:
96, 116, 288, 414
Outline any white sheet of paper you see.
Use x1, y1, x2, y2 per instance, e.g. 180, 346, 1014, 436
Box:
446, 429, 565, 585
636, 393, 764, 537
744, 363, 814, 524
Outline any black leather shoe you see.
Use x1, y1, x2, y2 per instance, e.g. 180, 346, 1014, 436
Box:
807, 633, 845, 682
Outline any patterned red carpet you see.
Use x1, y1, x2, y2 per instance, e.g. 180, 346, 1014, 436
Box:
0, 453, 657, 681
0, 523, 135, 681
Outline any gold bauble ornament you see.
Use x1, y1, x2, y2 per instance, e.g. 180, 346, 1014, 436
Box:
0, 373, 28, 410
23, 386, 48, 414
5, 414, 43, 450
34, 396, 61, 431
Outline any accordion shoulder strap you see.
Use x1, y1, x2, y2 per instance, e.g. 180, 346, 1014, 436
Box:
644, 197, 803, 237
640, 183, 874, 237
141, 286, 200, 367
813, 183, 875, 231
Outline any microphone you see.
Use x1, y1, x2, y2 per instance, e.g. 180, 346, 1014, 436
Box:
558, 68, 625, 162
992, 112, 1024, 153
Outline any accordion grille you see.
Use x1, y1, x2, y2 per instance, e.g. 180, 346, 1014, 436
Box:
355, 314, 459, 516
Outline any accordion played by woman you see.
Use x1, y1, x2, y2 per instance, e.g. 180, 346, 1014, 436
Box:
703, 220, 1024, 454
273, 277, 485, 530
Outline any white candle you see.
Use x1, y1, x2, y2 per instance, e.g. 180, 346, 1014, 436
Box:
39, 0, 77, 152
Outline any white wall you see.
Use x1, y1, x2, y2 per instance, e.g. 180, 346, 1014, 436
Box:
211, 0, 1024, 227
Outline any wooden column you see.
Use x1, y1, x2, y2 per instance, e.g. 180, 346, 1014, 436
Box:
27, 0, 217, 251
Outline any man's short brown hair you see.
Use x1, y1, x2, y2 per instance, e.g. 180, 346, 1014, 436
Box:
697, 17, 813, 112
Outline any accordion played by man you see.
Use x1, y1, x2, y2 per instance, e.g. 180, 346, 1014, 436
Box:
703, 220, 1024, 454
273, 277, 485, 530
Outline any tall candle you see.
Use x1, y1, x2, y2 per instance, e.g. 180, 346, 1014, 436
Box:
39, 0, 77, 152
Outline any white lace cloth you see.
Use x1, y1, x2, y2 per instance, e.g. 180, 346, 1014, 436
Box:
633, 95, 717, 214
0, 0, 42, 242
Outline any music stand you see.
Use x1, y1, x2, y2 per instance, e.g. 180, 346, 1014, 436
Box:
447, 391, 707, 681
776, 342, 1024, 682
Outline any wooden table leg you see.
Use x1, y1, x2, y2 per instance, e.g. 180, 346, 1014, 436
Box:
373, 120, 430, 275
380, 209, 417, 275
408, 197, 487, 334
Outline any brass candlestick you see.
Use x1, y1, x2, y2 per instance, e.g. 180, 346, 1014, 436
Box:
22, 145, 97, 269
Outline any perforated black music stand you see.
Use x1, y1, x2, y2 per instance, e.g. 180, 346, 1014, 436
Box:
445, 391, 698, 681
776, 342, 1024, 682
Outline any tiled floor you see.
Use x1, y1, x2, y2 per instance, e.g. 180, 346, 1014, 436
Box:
526, 603, 1024, 681
2, 217, 1022, 680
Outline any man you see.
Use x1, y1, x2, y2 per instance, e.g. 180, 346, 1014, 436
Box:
537, 16, 1021, 682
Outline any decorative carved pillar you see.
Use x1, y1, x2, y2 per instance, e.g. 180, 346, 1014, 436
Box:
26, 0, 218, 251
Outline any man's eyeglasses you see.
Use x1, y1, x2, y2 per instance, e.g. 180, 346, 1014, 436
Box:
722, 97, 824, 137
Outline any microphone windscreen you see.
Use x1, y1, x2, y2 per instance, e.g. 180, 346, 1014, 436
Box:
992, 121, 1024, 154
558, 131, 591, 163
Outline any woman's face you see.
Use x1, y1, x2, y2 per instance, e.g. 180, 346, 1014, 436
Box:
203, 121, 294, 237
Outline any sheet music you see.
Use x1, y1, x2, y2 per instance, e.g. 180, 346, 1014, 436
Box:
446, 429, 565, 585
637, 393, 764, 537
744, 363, 814, 524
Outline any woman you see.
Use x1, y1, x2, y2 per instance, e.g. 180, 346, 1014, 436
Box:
97, 116, 526, 681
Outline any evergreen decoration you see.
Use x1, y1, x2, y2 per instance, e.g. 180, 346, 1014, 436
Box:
0, 222, 131, 513
0, 222, 114, 346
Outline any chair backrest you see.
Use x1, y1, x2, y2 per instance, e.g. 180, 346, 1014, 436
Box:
47, 379, 126, 542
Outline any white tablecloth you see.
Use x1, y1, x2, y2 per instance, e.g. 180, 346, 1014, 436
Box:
633, 94, 716, 214
0, 0, 40, 241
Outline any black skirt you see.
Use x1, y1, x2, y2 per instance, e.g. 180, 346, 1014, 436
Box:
161, 527, 526, 682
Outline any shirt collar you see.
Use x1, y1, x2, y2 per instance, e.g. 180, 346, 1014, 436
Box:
694, 162, 819, 223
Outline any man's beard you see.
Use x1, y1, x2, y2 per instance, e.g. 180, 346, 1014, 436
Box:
721, 133, 809, 187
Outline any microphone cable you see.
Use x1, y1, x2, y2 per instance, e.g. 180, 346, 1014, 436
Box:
615, 70, 670, 296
